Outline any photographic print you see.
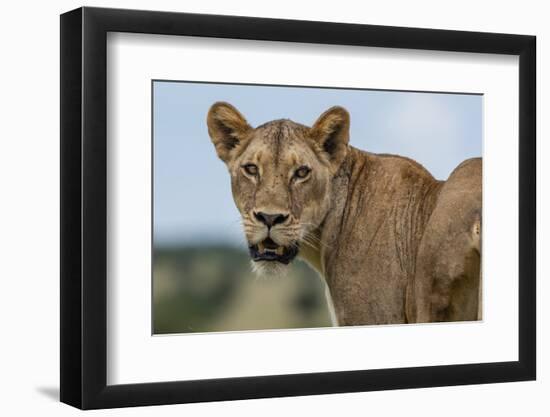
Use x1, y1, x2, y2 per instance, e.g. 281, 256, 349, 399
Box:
152, 81, 482, 334
61, 8, 536, 408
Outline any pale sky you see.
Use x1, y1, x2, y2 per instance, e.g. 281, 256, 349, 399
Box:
153, 81, 482, 246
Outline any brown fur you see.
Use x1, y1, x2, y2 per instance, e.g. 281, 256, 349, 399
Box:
207, 102, 482, 325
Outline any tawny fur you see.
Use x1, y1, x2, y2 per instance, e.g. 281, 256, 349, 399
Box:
207, 102, 482, 325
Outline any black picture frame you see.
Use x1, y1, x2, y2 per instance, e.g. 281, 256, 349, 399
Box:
60, 6, 536, 410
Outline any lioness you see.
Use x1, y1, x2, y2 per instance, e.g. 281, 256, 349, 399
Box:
207, 102, 482, 325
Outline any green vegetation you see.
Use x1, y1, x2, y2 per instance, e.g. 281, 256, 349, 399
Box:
153, 245, 332, 334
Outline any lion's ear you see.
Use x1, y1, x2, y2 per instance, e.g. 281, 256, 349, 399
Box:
207, 102, 252, 163
310, 106, 350, 170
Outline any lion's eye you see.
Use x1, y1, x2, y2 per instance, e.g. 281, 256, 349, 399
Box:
243, 163, 259, 176
294, 166, 311, 179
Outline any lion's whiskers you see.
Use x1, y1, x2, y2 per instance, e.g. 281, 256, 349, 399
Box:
237, 216, 331, 255
301, 229, 331, 250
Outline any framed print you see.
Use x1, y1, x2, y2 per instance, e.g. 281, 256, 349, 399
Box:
60, 6, 536, 409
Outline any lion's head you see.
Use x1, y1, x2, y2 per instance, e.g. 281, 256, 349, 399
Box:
207, 102, 350, 275
207, 102, 349, 272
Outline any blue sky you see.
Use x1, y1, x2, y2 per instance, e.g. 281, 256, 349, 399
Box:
153, 81, 482, 247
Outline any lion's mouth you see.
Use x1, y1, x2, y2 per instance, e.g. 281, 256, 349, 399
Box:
249, 237, 299, 264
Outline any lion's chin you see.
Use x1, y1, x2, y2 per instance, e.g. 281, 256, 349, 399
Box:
250, 260, 290, 279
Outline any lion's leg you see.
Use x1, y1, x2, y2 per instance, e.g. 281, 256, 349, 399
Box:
411, 210, 481, 323
324, 284, 339, 326
408, 158, 482, 323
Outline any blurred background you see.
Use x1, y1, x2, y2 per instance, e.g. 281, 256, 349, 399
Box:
153, 81, 482, 334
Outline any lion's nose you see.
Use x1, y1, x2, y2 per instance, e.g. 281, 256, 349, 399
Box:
254, 211, 289, 228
